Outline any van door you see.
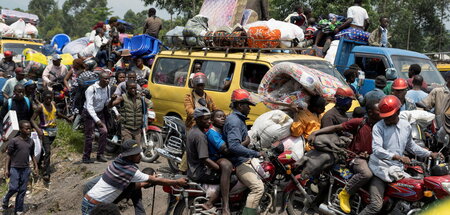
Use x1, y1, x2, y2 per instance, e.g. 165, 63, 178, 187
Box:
149, 57, 191, 123
354, 54, 389, 95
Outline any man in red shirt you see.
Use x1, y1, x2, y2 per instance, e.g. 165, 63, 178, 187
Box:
308, 100, 382, 213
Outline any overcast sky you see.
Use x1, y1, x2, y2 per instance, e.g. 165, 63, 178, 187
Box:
1, 1, 449, 29
0, 0, 172, 20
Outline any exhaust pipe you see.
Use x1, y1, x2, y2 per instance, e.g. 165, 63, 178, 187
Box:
319, 204, 337, 215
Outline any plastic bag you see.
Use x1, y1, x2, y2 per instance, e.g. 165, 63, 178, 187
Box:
166, 26, 185, 47
24, 23, 38, 37
248, 110, 293, 149
281, 136, 305, 161
266, 19, 304, 48
5, 19, 26, 38
399, 110, 435, 128
324, 40, 340, 64
0, 23, 10, 35
183, 15, 210, 46
62, 37, 90, 56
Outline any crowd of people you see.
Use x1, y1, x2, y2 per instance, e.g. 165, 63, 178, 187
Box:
285, 0, 390, 54
0, 3, 448, 215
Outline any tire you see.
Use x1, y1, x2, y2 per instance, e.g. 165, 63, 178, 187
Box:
286, 190, 314, 215
173, 198, 191, 215
168, 158, 181, 173
140, 130, 163, 163
105, 142, 119, 154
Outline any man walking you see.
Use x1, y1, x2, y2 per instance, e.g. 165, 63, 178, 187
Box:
82, 139, 187, 215
2, 67, 28, 102
223, 89, 264, 215
111, 80, 152, 143
2, 120, 38, 215
82, 72, 111, 163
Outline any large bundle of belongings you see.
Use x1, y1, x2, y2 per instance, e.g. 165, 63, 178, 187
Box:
248, 62, 346, 163
164, 0, 304, 49
0, 10, 39, 38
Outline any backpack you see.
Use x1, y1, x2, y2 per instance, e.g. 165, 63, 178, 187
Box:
8, 97, 31, 111
73, 72, 98, 113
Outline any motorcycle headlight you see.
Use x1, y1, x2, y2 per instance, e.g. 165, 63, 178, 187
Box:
442, 182, 450, 194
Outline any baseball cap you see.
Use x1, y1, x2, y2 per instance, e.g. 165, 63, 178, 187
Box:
375, 76, 387, 88
121, 139, 143, 157
193, 107, 211, 119
52, 54, 62, 61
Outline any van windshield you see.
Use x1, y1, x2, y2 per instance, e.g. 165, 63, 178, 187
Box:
273, 60, 346, 83
4, 43, 43, 55
392, 55, 445, 84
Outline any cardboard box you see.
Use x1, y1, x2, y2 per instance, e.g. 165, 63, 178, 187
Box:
0, 110, 19, 151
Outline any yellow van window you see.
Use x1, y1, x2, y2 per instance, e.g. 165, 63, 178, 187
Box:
241, 63, 269, 93
194, 60, 235, 92
152, 58, 190, 86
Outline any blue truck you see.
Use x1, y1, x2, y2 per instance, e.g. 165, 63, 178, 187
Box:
333, 38, 445, 95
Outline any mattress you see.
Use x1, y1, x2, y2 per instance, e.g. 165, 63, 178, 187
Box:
199, 0, 248, 31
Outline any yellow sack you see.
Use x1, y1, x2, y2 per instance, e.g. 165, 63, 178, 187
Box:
22, 48, 47, 65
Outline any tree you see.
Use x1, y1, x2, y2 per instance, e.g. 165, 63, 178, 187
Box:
140, 0, 203, 18
124, 9, 148, 34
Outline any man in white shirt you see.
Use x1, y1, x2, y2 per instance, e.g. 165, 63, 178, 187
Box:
82, 72, 112, 163
334, 0, 370, 33
42, 54, 68, 90
81, 139, 188, 215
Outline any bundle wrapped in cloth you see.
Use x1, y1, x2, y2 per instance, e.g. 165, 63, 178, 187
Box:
244, 19, 304, 48
258, 62, 345, 110
183, 15, 210, 46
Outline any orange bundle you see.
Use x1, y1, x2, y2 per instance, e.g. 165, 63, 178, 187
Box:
247, 26, 281, 48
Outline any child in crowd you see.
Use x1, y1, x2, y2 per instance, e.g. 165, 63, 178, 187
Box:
2, 120, 38, 214
206, 110, 229, 160
32, 90, 70, 182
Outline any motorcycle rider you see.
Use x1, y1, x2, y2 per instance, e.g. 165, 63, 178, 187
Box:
110, 80, 153, 143
321, 87, 355, 128
42, 54, 68, 91
391, 78, 416, 111
223, 89, 264, 215
0, 51, 17, 78
181, 72, 218, 172
308, 100, 382, 213
361, 95, 441, 215
290, 94, 327, 141
186, 107, 232, 215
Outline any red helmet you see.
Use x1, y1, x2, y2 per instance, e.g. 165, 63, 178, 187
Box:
392, 78, 408, 90
231, 89, 256, 106
192, 72, 207, 86
3, 51, 12, 57
379, 95, 402, 118
335, 87, 355, 99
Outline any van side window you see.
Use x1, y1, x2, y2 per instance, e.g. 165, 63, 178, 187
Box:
241, 63, 269, 92
193, 60, 235, 92
355, 56, 387, 79
152, 58, 190, 86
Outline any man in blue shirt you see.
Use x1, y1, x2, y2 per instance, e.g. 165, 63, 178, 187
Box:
223, 89, 263, 215
405, 75, 428, 104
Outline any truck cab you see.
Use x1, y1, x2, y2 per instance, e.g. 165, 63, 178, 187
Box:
334, 38, 445, 95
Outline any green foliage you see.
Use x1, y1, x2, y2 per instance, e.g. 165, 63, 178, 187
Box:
28, 0, 112, 41
141, 0, 203, 18
124, 9, 148, 34
53, 120, 84, 154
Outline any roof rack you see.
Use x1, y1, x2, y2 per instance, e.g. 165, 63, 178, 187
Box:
161, 35, 321, 59
0, 36, 44, 44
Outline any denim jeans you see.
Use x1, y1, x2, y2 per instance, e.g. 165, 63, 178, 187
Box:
81, 197, 97, 215
2, 167, 30, 213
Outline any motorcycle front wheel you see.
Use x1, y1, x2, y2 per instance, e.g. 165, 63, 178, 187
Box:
140, 130, 163, 163
168, 158, 181, 173
173, 198, 193, 215
286, 190, 314, 215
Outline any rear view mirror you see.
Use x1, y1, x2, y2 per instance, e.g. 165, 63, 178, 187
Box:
357, 70, 365, 87
385, 68, 398, 80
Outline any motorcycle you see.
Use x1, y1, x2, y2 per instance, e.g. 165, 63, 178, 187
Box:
286, 141, 450, 215
163, 144, 313, 215
155, 116, 187, 173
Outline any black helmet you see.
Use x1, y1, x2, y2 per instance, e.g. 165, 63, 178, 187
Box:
431, 163, 450, 176
84, 58, 97, 71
